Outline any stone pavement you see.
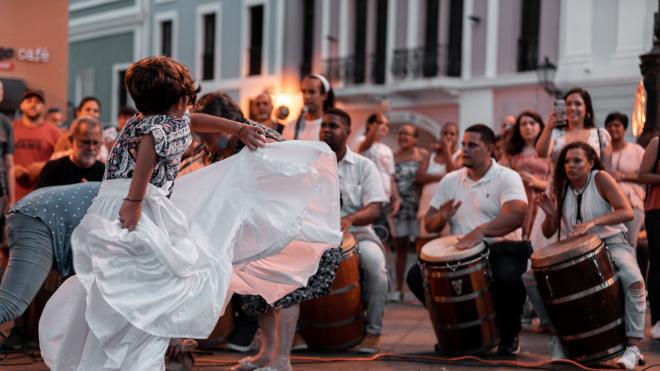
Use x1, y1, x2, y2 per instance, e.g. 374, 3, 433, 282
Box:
4, 294, 660, 370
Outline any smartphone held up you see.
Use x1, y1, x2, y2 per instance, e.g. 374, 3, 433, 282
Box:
554, 99, 567, 127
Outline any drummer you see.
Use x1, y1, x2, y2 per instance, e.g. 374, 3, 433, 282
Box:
407, 124, 530, 356
320, 108, 389, 354
537, 141, 645, 370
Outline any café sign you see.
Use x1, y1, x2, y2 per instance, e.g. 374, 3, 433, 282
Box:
0, 46, 50, 70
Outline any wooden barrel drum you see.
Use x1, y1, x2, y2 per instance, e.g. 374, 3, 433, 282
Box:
300, 231, 365, 350
420, 236, 498, 355
531, 233, 626, 363
196, 301, 235, 350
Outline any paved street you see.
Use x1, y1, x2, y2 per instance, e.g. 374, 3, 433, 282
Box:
3, 292, 660, 370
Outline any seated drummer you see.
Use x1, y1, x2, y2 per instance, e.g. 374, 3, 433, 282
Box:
407, 124, 530, 356
320, 108, 389, 354
537, 142, 645, 370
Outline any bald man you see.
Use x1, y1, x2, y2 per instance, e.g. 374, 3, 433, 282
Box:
251, 93, 284, 133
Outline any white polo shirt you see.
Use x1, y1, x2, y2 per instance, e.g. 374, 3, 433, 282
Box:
338, 148, 388, 233
283, 117, 322, 141
429, 159, 527, 242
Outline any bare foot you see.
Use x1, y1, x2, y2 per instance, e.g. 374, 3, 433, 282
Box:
230, 357, 267, 371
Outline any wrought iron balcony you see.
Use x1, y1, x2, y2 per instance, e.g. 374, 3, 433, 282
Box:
323, 44, 461, 87
391, 44, 461, 80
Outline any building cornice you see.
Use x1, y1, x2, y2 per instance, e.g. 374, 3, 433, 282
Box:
69, 3, 143, 42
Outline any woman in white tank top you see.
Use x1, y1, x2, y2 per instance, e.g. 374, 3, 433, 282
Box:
537, 142, 646, 369
416, 122, 461, 240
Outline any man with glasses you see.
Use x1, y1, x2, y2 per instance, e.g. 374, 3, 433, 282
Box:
407, 124, 530, 356
34, 117, 104, 189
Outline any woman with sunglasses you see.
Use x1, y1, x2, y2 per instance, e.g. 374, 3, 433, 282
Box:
538, 142, 646, 370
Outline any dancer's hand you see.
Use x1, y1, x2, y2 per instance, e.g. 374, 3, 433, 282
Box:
238, 125, 267, 150
119, 199, 142, 231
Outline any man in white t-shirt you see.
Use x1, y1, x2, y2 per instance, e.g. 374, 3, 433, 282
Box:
282, 74, 335, 141
407, 124, 530, 356
320, 108, 389, 354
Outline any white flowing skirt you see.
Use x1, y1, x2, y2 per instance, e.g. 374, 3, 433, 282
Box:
39, 141, 342, 370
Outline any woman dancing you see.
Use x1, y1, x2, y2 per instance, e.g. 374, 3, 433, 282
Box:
39, 56, 341, 370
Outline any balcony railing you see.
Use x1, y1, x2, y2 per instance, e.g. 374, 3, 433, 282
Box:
393, 46, 436, 79
324, 44, 461, 87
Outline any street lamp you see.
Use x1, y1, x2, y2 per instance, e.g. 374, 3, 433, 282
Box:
536, 56, 561, 98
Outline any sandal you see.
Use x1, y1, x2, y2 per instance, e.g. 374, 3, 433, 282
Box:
230, 357, 264, 371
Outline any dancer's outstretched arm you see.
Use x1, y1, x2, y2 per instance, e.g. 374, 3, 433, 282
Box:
189, 113, 267, 150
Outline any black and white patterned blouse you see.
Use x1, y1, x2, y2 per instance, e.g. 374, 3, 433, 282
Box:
104, 112, 192, 190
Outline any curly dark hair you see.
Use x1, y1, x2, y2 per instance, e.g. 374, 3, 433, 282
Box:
552, 141, 603, 236
194, 92, 244, 122
564, 87, 596, 128
125, 56, 200, 115
506, 111, 545, 156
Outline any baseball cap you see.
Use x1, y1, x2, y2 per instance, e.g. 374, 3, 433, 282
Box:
21, 89, 45, 103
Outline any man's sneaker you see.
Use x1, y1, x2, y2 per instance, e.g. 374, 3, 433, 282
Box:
497, 336, 520, 356
549, 336, 566, 360
351, 334, 381, 354
386, 291, 403, 303
291, 332, 308, 352
0, 329, 23, 351
651, 322, 660, 340
615, 345, 645, 371
224, 329, 256, 353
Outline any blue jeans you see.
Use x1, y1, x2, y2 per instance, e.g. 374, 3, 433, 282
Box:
0, 212, 55, 323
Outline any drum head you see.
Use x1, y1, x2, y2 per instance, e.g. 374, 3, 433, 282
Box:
341, 231, 357, 253
532, 233, 602, 268
420, 235, 486, 263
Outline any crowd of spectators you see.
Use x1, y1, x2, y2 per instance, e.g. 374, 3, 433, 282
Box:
2, 80, 660, 368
